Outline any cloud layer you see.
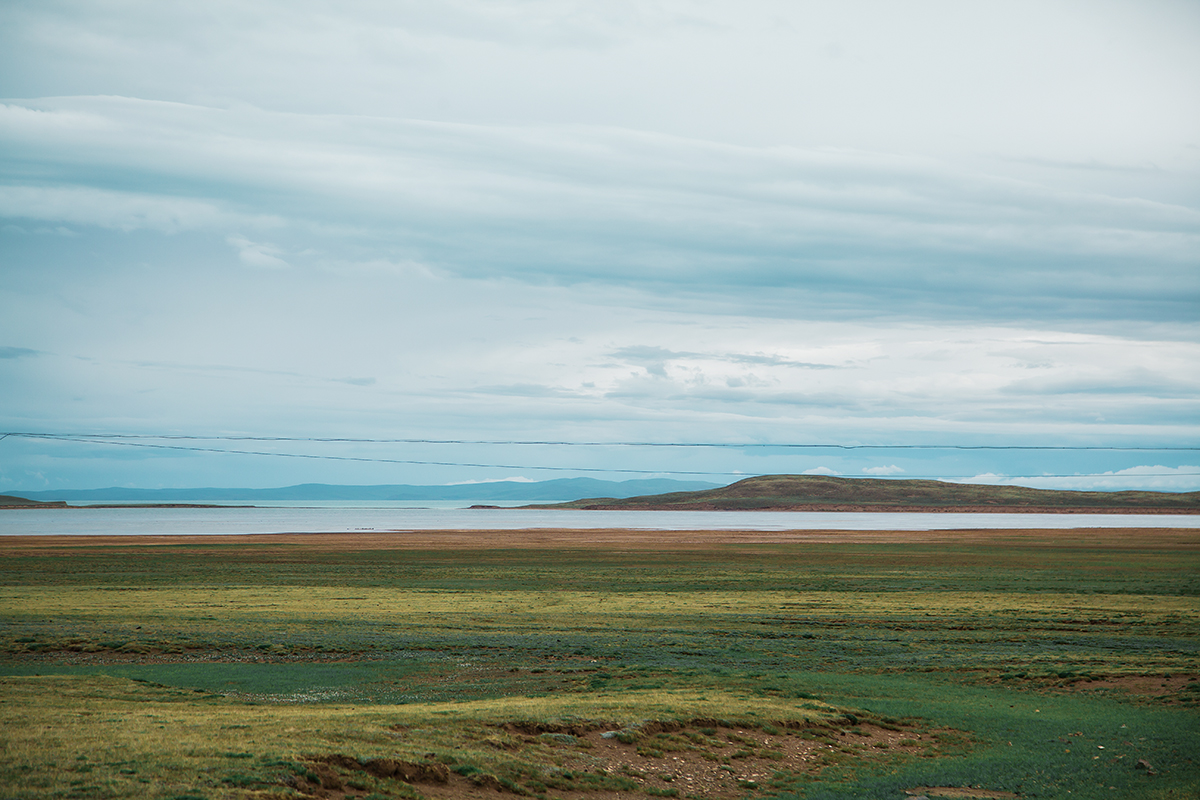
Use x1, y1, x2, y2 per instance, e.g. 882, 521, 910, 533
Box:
2, 97, 1197, 322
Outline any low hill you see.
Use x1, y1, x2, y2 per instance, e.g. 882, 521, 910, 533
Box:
528, 474, 1200, 513
0, 495, 67, 508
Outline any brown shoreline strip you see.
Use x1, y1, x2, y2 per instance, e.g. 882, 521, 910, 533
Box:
519, 503, 1200, 514
1, 527, 1197, 553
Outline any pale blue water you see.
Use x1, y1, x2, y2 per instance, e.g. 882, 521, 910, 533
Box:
0, 506, 1196, 535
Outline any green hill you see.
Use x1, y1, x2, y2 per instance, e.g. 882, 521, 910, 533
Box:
530, 474, 1200, 513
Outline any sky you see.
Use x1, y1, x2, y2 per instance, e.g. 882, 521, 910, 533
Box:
1, 0, 1198, 493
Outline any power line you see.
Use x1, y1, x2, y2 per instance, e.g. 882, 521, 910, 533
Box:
4, 432, 1197, 479
4, 432, 1197, 451
7, 434, 743, 476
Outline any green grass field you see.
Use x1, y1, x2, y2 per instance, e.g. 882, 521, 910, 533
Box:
0, 529, 1196, 800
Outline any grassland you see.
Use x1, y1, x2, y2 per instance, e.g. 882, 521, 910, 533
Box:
0, 528, 1197, 800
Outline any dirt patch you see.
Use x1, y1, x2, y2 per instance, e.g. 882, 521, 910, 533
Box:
983, 671, 1200, 709
1069, 673, 1200, 702
286, 720, 969, 800
360, 758, 450, 783
550, 721, 923, 799
286, 755, 450, 798
1080, 673, 1197, 696
989, 671, 1200, 703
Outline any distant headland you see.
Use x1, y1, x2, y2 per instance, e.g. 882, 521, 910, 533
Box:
522, 474, 1200, 513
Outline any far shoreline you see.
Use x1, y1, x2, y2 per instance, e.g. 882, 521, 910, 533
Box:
506, 503, 1200, 514
0, 503, 256, 510
4, 501, 1196, 513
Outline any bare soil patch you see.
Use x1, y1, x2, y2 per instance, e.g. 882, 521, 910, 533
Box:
1064, 673, 1200, 701
287, 719, 946, 800
1086, 673, 1197, 696
982, 671, 1200, 707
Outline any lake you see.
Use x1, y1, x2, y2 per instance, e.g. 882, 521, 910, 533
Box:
1, 506, 1196, 535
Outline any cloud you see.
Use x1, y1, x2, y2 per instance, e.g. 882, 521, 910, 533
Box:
725, 353, 840, 369
1001, 367, 1199, 399
469, 383, 580, 398
610, 345, 839, 370
5, 1, 1196, 172
0, 184, 239, 234
227, 235, 289, 269
611, 345, 698, 361
803, 466, 839, 475
948, 466, 1200, 493
862, 465, 904, 475
1, 223, 79, 237
0, 346, 39, 359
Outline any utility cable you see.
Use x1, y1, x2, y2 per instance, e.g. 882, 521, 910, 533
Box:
3, 432, 1196, 451
4, 432, 1196, 479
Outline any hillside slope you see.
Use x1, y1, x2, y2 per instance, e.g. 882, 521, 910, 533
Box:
530, 474, 1200, 513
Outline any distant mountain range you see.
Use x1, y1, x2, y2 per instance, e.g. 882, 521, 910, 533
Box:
13, 475, 1199, 512
530, 474, 1200, 513
15, 478, 722, 504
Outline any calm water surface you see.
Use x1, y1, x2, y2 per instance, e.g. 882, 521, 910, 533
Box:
1, 506, 1196, 535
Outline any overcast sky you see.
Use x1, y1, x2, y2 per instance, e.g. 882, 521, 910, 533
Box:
1, 0, 1198, 492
